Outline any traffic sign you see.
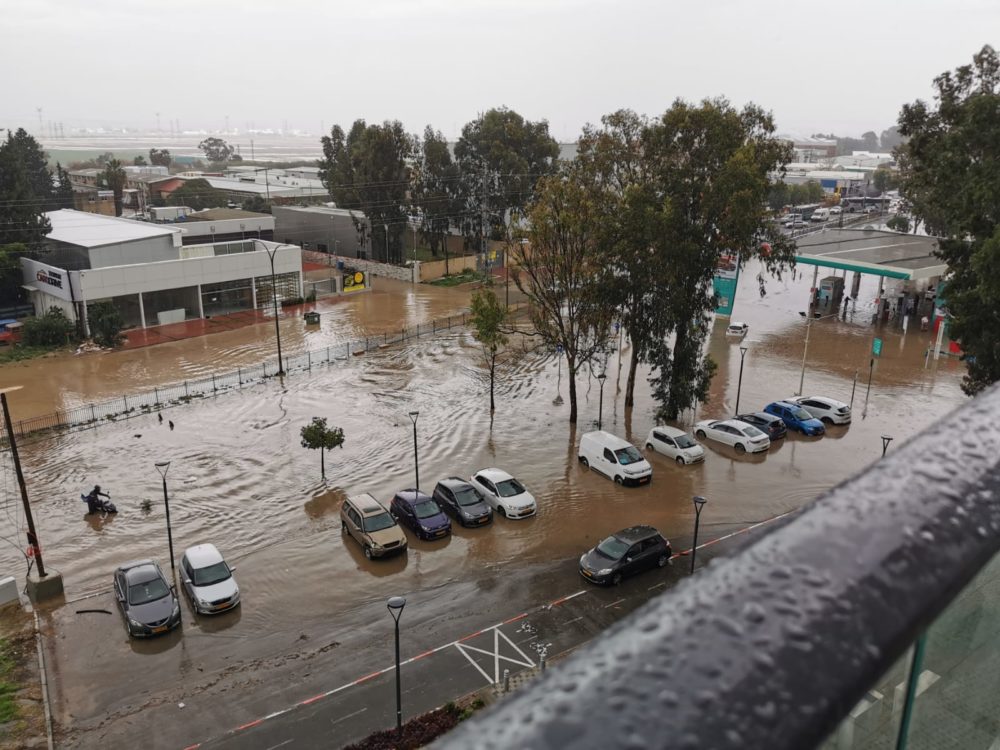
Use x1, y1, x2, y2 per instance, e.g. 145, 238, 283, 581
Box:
873, 338, 883, 357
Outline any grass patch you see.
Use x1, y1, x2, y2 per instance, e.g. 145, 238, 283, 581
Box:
0, 638, 19, 723
0, 345, 68, 364
428, 269, 483, 287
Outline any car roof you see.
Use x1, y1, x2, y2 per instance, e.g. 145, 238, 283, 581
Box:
120, 560, 161, 585
393, 489, 433, 505
613, 525, 661, 543
183, 543, 224, 568
581, 430, 632, 449
714, 419, 750, 428
441, 477, 475, 490
475, 468, 513, 482
651, 425, 687, 437
740, 412, 780, 423
801, 396, 843, 406
118, 558, 155, 574
728, 321, 748, 327
347, 493, 388, 516
768, 401, 800, 409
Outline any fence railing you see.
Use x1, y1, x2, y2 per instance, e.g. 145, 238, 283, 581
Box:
7, 302, 526, 442
437, 382, 1000, 750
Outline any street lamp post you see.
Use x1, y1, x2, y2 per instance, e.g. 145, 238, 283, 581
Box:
154, 461, 175, 572
881, 434, 894, 457
690, 495, 707, 574
597, 373, 607, 430
387, 596, 407, 735
0, 387, 46, 578
408, 411, 419, 490
735, 344, 749, 414
264, 245, 285, 376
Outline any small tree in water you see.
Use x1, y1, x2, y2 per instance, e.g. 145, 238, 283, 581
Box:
469, 285, 509, 414
87, 301, 126, 348
300, 417, 345, 479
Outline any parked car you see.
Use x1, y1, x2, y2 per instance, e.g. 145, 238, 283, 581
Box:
432, 477, 493, 527
180, 544, 240, 615
579, 431, 652, 486
789, 396, 852, 425
726, 321, 749, 337
735, 412, 787, 441
783, 213, 804, 228
829, 206, 842, 216
113, 559, 181, 638
340, 493, 408, 559
763, 401, 826, 436
390, 489, 452, 540
645, 426, 705, 465
579, 525, 673, 586
470, 468, 537, 519
694, 419, 771, 454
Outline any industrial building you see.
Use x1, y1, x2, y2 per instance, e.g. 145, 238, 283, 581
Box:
272, 205, 372, 258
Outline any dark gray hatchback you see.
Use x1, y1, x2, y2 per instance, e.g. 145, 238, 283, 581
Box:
579, 526, 672, 585
113, 559, 181, 638
432, 477, 494, 527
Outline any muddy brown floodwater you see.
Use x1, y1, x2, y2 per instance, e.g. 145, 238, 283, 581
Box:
0, 259, 967, 746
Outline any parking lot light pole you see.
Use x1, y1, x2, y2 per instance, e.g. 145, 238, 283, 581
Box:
881, 434, 894, 457
408, 411, 419, 490
387, 596, 407, 735
264, 245, 285, 376
154, 461, 175, 572
735, 344, 749, 414
597, 373, 607, 430
690, 496, 707, 574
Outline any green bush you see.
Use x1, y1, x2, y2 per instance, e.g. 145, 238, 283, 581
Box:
20, 307, 75, 347
87, 301, 126, 348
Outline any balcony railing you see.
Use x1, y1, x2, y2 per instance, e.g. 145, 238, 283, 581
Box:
438, 384, 1000, 749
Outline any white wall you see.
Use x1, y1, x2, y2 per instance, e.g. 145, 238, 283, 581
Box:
178, 216, 275, 240
88, 235, 178, 269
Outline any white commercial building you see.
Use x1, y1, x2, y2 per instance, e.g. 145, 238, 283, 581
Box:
21, 210, 302, 335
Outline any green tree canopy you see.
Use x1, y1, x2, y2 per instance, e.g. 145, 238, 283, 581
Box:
469, 285, 509, 414
198, 137, 238, 163
167, 178, 229, 211
413, 126, 460, 263
104, 158, 127, 216
87, 301, 126, 348
149, 148, 172, 167
898, 44, 1000, 395
299, 417, 345, 478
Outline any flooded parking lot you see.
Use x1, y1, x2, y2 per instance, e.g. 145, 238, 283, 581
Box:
0, 261, 968, 747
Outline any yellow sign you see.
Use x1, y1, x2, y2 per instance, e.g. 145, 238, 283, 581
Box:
343, 270, 366, 293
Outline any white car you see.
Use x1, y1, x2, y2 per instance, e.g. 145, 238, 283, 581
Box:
471, 468, 537, 519
180, 544, 240, 615
694, 419, 770, 454
790, 396, 852, 425
829, 206, 842, 216
726, 322, 749, 337
645, 426, 705, 465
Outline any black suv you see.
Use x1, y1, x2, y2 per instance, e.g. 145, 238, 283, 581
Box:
735, 412, 787, 440
579, 525, 672, 586
432, 477, 493, 527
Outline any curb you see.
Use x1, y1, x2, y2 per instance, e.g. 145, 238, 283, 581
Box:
32, 612, 55, 750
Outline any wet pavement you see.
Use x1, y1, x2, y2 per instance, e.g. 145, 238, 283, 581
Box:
0, 260, 968, 749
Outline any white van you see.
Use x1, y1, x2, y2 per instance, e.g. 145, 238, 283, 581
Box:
578, 431, 652, 486
811, 208, 831, 222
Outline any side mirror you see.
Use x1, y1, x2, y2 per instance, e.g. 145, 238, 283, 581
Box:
183, 578, 192, 585
625, 557, 633, 563
228, 566, 236, 574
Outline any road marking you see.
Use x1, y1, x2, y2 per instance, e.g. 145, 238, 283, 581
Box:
329, 707, 367, 727
647, 582, 667, 590
454, 627, 536, 684
603, 598, 625, 609
265, 740, 293, 750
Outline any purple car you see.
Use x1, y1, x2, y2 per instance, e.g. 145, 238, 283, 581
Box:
389, 489, 452, 540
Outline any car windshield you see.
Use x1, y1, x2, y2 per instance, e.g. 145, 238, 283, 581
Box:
453, 488, 482, 507
742, 425, 765, 437
128, 577, 170, 606
495, 478, 525, 498
364, 512, 396, 532
595, 536, 630, 561
675, 434, 697, 449
413, 500, 440, 519
792, 408, 813, 420
192, 561, 231, 587
614, 446, 643, 465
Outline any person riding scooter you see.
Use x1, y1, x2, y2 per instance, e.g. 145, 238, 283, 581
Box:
84, 485, 113, 515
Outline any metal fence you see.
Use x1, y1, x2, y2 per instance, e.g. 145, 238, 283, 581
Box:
7, 303, 526, 442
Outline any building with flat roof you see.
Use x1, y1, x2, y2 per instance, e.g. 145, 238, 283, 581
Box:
272, 205, 372, 258
146, 208, 275, 245
21, 210, 301, 335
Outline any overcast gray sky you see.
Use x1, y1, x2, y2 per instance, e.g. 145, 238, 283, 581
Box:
1, 0, 995, 140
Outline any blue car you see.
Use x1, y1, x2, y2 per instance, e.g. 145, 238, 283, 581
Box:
763, 401, 826, 436
389, 489, 452, 540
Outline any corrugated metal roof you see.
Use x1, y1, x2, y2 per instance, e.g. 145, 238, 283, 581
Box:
45, 209, 179, 248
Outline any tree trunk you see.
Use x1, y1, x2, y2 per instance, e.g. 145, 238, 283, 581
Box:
320, 447, 325, 479
567, 357, 578, 423
625, 346, 639, 408
489, 351, 496, 414
444, 238, 450, 276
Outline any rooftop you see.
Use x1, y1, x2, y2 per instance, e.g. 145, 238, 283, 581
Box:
795, 228, 949, 280
46, 209, 180, 248
183, 208, 272, 222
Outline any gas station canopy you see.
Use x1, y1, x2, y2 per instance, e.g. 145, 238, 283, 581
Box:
794, 229, 949, 280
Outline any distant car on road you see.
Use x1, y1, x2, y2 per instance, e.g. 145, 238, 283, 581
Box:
432, 477, 493, 527
645, 426, 705, 465
694, 419, 770, 453
113, 559, 181, 638
790, 396, 852, 425
579, 525, 673, 586
180, 544, 240, 615
763, 401, 826, 436
390, 489, 452, 540
735, 412, 787, 441
783, 213, 804, 228
340, 493, 408, 559
726, 322, 749, 337
829, 206, 842, 216
471, 468, 537, 519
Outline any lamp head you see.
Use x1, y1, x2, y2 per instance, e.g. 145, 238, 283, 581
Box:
597, 373, 607, 382
154, 461, 170, 478
387, 596, 406, 621
693, 495, 707, 509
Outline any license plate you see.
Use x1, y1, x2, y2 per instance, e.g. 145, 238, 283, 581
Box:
435, 530, 446, 537
582, 569, 592, 577
152, 625, 168, 633
479, 517, 488, 524
639, 476, 650, 484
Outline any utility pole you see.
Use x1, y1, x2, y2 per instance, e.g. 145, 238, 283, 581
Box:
36, 107, 43, 137
0, 389, 45, 578
481, 163, 488, 268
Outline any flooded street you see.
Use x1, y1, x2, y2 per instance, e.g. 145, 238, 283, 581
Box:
0, 261, 967, 748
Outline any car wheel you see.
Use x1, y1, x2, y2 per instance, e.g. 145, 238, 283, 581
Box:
341, 520, 347, 531
735, 443, 746, 454
695, 429, 707, 439
364, 546, 373, 560
498, 506, 507, 518
580, 457, 589, 468
657, 554, 669, 568
614, 476, 623, 485
821, 417, 833, 424
611, 573, 622, 586
646, 443, 654, 450
675, 456, 686, 466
